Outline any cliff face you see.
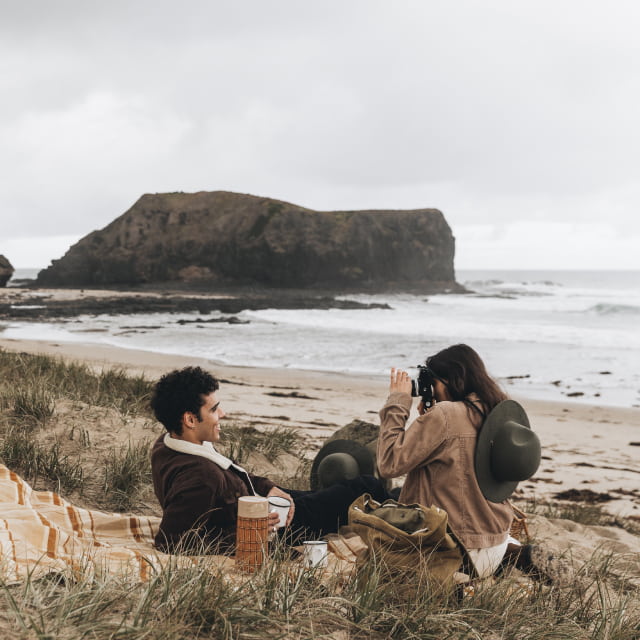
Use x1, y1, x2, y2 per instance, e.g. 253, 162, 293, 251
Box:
36, 191, 460, 291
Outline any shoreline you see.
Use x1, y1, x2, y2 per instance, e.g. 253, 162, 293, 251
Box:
3, 282, 639, 410
2, 335, 639, 518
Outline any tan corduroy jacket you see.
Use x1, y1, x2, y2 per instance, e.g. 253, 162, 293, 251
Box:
377, 392, 513, 550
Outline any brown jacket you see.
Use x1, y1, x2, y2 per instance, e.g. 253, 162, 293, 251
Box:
151, 435, 275, 553
377, 392, 513, 549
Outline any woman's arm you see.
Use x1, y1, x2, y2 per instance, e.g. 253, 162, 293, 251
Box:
376, 369, 448, 478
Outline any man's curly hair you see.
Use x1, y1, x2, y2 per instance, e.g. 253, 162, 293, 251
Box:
150, 366, 219, 435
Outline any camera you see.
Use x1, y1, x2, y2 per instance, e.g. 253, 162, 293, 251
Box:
410, 365, 436, 408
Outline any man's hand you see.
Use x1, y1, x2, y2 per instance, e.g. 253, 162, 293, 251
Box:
389, 368, 412, 395
268, 511, 281, 530
267, 486, 295, 526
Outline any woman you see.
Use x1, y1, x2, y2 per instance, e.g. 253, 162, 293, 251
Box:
377, 344, 515, 578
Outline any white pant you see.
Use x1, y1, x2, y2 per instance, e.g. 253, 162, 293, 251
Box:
467, 535, 520, 578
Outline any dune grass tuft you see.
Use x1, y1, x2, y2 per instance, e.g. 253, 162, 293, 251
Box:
220, 422, 303, 465
102, 439, 153, 511
0, 426, 84, 494
9, 386, 56, 424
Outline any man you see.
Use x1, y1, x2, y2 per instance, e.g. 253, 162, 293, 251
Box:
150, 366, 389, 553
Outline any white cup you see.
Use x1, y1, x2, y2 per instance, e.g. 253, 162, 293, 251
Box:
268, 496, 291, 528
302, 540, 328, 568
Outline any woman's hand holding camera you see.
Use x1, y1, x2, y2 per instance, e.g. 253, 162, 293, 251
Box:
389, 368, 413, 395
390, 368, 432, 414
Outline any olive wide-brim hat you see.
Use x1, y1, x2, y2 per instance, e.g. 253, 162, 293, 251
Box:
310, 439, 376, 491
474, 400, 541, 503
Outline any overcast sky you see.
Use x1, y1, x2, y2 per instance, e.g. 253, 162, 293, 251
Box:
2, 1, 640, 271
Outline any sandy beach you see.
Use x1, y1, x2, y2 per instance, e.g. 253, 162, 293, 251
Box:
1, 334, 639, 518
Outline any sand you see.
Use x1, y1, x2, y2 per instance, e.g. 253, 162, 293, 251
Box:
1, 334, 639, 519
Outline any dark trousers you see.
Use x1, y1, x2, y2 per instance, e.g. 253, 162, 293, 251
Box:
280, 475, 391, 544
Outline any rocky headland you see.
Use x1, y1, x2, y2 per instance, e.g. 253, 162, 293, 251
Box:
0, 255, 14, 288
35, 191, 462, 293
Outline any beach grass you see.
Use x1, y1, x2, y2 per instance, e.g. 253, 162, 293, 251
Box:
0, 348, 154, 416
220, 422, 303, 464
0, 544, 638, 640
9, 386, 56, 423
102, 438, 154, 511
0, 349, 156, 510
0, 349, 639, 639
0, 425, 85, 494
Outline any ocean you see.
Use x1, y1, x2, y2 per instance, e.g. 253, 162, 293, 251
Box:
4, 269, 640, 408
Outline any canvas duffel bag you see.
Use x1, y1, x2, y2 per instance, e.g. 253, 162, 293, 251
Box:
347, 493, 467, 590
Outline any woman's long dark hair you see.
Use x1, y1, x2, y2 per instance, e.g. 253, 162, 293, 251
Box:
426, 344, 507, 417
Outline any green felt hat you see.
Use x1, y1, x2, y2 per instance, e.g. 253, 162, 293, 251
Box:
474, 400, 541, 503
310, 439, 375, 490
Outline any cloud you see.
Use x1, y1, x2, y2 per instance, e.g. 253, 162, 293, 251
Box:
0, 235, 82, 270
1, 91, 193, 235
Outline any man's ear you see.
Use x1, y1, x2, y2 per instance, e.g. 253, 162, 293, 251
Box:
182, 410, 197, 430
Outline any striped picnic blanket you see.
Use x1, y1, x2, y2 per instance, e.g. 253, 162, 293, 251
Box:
0, 463, 233, 583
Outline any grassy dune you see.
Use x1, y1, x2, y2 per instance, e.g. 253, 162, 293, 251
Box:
0, 349, 639, 639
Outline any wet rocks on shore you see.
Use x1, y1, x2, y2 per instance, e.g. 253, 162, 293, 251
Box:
0, 288, 392, 320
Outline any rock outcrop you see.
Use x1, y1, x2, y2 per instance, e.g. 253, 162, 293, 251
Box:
36, 191, 461, 292
0, 255, 14, 287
